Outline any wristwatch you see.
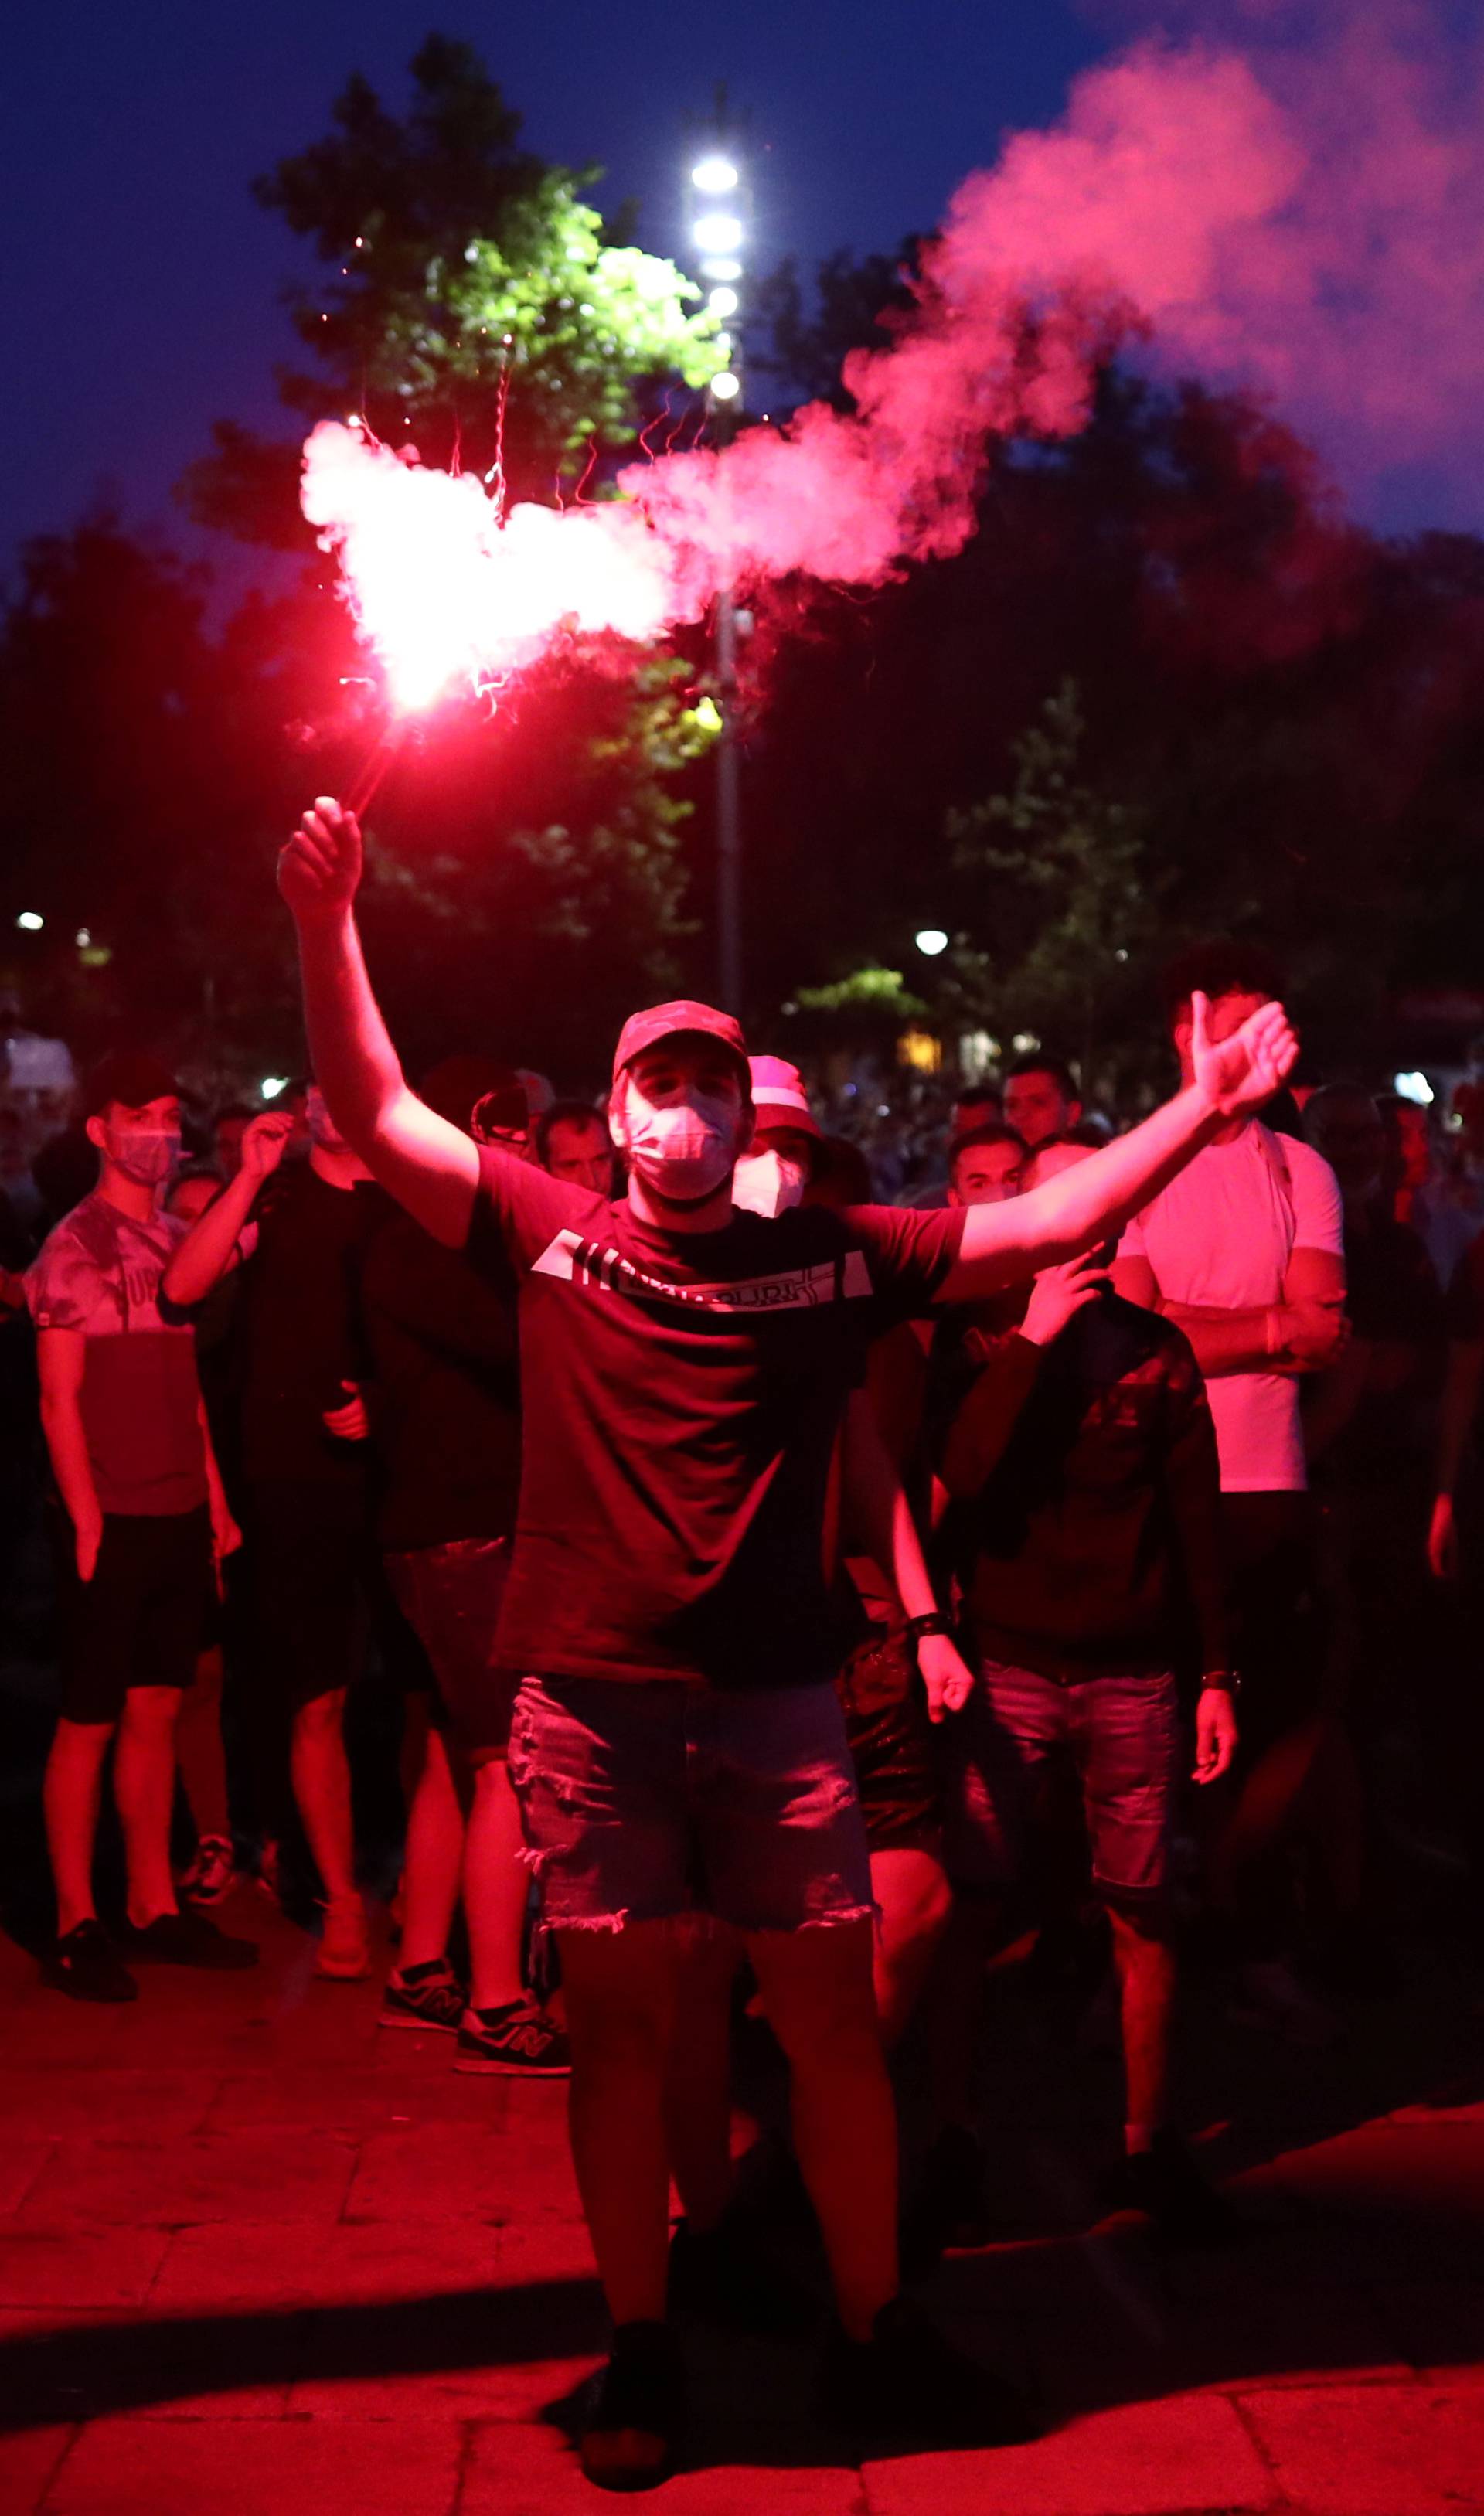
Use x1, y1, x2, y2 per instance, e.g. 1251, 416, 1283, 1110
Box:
1200, 1669, 1242, 1697
903, 1612, 955, 1644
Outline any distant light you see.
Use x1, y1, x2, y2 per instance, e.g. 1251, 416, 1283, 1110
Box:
691, 155, 740, 194
75, 928, 90, 947
1394, 1070, 1435, 1107
710, 371, 741, 402
693, 212, 744, 257
692, 696, 723, 734
713, 330, 733, 357
700, 257, 744, 283
915, 928, 949, 957
260, 1076, 289, 1101
15, 911, 43, 931
1012, 1031, 1041, 1054
708, 285, 739, 318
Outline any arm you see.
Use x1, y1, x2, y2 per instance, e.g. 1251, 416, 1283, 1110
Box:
841, 1387, 973, 1720
277, 799, 478, 1248
36, 1329, 103, 1581
1429, 1336, 1484, 1578
198, 1396, 241, 1568
162, 1115, 293, 1307
938, 1335, 1043, 1499
1116, 1247, 1348, 1378
938, 993, 1297, 1302
1158, 1353, 1238, 1784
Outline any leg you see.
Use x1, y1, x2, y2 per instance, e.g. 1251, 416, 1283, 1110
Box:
43, 1718, 114, 1935
560, 1918, 684, 2328
174, 1644, 230, 1842
1108, 1904, 1177, 2138
395, 1721, 466, 1972
664, 1918, 744, 2232
462, 1751, 534, 2011
748, 1918, 898, 2341
869, 1845, 951, 2048
291, 1687, 356, 1902
114, 1686, 183, 1925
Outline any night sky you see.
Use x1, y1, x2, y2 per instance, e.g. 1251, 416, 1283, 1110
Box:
0, 2, 1104, 577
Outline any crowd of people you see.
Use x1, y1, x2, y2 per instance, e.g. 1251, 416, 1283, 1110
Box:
2, 801, 1483, 2490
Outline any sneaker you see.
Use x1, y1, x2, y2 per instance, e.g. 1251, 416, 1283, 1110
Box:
580, 2320, 685, 2493
1106, 2131, 1239, 2246
818, 2294, 1037, 2451
1230, 1958, 1342, 2049
315, 1893, 371, 1981
178, 1834, 236, 1907
454, 1997, 571, 2075
902, 2123, 999, 2274
254, 1838, 288, 1909
119, 1910, 258, 1970
380, 1958, 465, 2032
41, 1919, 138, 2004
667, 2216, 815, 2337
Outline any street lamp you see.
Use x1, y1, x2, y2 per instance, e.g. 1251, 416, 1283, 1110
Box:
689, 124, 750, 1012
915, 928, 949, 957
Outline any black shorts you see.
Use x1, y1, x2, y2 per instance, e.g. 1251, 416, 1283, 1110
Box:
247, 1482, 425, 1712
835, 1629, 944, 1858
384, 1536, 517, 1755
1220, 1490, 1323, 1759
57, 1507, 211, 1725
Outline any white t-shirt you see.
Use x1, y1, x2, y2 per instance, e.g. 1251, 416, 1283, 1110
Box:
1118, 1125, 1344, 1493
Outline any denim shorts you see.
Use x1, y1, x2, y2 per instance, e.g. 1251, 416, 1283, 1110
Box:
507, 1674, 874, 1939
942, 1657, 1180, 1908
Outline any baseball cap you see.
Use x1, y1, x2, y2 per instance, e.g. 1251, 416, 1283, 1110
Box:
82, 1049, 179, 1119
747, 1055, 821, 1139
611, 1000, 749, 1088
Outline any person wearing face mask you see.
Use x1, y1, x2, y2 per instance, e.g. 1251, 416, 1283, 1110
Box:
731, 1055, 820, 1217
26, 1051, 257, 2000
277, 794, 1301, 2489
162, 1081, 402, 1979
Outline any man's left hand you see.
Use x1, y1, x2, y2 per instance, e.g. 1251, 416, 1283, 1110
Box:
1193, 1685, 1238, 1782
211, 1500, 242, 1563
322, 1381, 371, 1442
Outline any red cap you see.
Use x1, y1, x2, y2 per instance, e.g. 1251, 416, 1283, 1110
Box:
747, 1055, 821, 1139
611, 1000, 749, 1088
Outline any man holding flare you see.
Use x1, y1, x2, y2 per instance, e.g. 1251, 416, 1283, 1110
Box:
277, 792, 1297, 2490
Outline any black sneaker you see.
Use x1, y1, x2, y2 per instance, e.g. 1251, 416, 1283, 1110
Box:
41, 1919, 138, 2004
818, 2293, 1037, 2451
580, 2320, 685, 2493
380, 1959, 465, 2032
1108, 2131, 1239, 2246
119, 1910, 258, 1970
454, 1998, 571, 2075
667, 2217, 816, 2337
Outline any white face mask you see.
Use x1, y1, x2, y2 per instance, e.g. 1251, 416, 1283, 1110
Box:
732, 1149, 807, 1217
105, 1125, 180, 1188
624, 1087, 738, 1203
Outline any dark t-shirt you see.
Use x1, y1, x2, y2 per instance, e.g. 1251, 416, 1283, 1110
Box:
236, 1163, 394, 1495
465, 1149, 965, 1687
360, 1206, 522, 1554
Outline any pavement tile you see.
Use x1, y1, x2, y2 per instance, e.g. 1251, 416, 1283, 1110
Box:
200, 2061, 504, 2134
0, 2307, 301, 2423
344, 2121, 580, 2224
0, 2423, 75, 2516
0, 2225, 170, 2309
861, 2393, 1275, 2515
151, 2218, 507, 2310
39, 2415, 461, 2515
460, 2418, 865, 2514
1238, 2380, 1484, 2514
19, 2132, 358, 2228
0, 2070, 216, 2141
287, 2267, 608, 2418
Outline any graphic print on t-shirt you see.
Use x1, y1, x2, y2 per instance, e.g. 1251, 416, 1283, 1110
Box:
533, 1226, 873, 1314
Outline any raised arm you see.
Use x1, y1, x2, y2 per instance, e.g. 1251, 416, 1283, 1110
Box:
37, 1329, 103, 1581
162, 1115, 294, 1307
938, 994, 1297, 1303
277, 798, 478, 1248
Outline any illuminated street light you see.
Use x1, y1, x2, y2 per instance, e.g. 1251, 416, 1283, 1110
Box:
691, 154, 740, 193
701, 257, 743, 283
710, 371, 741, 402
915, 928, 949, 957
708, 284, 739, 318
693, 210, 744, 257
15, 911, 43, 931
260, 1076, 289, 1101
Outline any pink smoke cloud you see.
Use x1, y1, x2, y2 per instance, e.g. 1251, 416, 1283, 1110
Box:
305, 5, 1484, 710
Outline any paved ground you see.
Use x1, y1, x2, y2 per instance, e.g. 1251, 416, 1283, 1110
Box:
2, 1891, 1483, 2515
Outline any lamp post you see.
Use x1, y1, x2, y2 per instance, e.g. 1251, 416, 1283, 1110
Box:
689, 134, 747, 1013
